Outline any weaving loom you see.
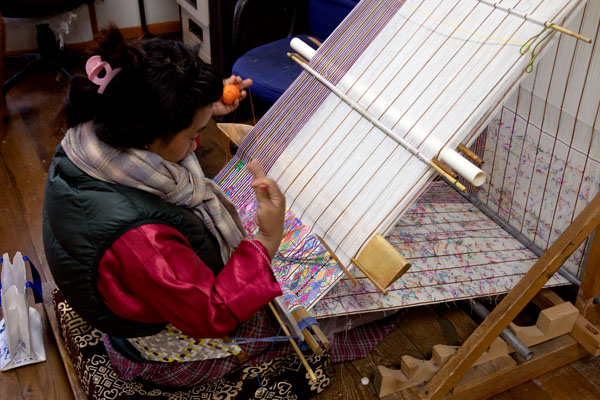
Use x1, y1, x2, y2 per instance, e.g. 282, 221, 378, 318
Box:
216, 0, 596, 314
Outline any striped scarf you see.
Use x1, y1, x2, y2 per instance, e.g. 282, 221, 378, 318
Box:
61, 122, 246, 262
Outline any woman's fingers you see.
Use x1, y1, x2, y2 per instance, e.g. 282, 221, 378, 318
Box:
246, 160, 285, 257
247, 161, 285, 207
247, 160, 266, 180
224, 75, 253, 90
240, 77, 253, 89
214, 76, 252, 117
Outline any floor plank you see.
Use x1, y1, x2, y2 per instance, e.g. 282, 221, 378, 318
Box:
398, 306, 467, 358
317, 362, 381, 400
534, 364, 600, 400
571, 355, 600, 392
2, 96, 53, 281
0, 65, 73, 400
350, 314, 425, 399
489, 381, 551, 400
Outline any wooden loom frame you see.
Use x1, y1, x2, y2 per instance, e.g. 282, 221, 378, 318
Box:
372, 191, 600, 399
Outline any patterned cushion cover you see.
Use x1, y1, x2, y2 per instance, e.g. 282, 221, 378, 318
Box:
52, 289, 333, 399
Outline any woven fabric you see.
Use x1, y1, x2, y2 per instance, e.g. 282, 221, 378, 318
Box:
105, 307, 296, 386
105, 307, 402, 386
62, 122, 246, 262
329, 312, 402, 362
127, 323, 242, 362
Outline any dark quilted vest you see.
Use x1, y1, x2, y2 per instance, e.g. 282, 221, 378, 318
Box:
43, 146, 224, 337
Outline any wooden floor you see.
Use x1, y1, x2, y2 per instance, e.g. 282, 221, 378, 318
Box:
2, 65, 600, 400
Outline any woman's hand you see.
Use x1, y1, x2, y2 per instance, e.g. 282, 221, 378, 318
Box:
247, 160, 285, 259
212, 75, 253, 116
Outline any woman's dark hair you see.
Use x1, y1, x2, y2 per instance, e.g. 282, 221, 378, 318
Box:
62, 26, 223, 148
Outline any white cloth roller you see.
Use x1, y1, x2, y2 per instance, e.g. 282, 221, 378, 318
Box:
290, 38, 316, 61
439, 148, 486, 187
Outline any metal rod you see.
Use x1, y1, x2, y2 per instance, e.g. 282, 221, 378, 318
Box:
474, 0, 592, 43
458, 189, 581, 286
469, 299, 533, 361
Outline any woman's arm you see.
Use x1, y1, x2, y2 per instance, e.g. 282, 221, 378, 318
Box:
97, 223, 282, 338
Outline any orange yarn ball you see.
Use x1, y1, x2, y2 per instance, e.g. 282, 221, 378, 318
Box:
221, 84, 240, 105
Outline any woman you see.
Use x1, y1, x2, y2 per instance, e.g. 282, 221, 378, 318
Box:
43, 28, 295, 387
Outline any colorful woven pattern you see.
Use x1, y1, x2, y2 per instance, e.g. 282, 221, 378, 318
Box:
311, 181, 569, 318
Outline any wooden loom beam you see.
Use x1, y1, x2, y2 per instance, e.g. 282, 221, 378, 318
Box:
575, 228, 600, 324
421, 192, 600, 400
473, 0, 593, 43
441, 334, 588, 400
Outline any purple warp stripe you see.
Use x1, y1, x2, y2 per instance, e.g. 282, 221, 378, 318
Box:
215, 0, 404, 209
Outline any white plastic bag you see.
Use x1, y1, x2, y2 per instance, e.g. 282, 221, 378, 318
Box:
0, 252, 46, 371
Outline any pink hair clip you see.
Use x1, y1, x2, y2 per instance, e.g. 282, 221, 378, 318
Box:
85, 55, 122, 94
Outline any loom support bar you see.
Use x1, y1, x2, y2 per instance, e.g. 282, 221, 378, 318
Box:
307, 36, 322, 47
287, 53, 472, 191
431, 159, 458, 179
314, 234, 358, 287
457, 143, 483, 165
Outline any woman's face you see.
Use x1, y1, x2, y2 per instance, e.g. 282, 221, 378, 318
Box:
147, 106, 212, 163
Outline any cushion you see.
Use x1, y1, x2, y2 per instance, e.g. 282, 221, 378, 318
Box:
52, 289, 333, 399
309, 0, 360, 40
232, 34, 317, 104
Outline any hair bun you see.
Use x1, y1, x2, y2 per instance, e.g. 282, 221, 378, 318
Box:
93, 25, 144, 69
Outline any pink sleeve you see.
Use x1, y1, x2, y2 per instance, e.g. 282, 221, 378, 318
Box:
97, 223, 282, 338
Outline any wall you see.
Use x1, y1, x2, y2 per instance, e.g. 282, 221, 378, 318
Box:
3, 0, 181, 52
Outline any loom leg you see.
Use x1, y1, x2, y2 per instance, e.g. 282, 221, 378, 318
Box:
576, 229, 600, 323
